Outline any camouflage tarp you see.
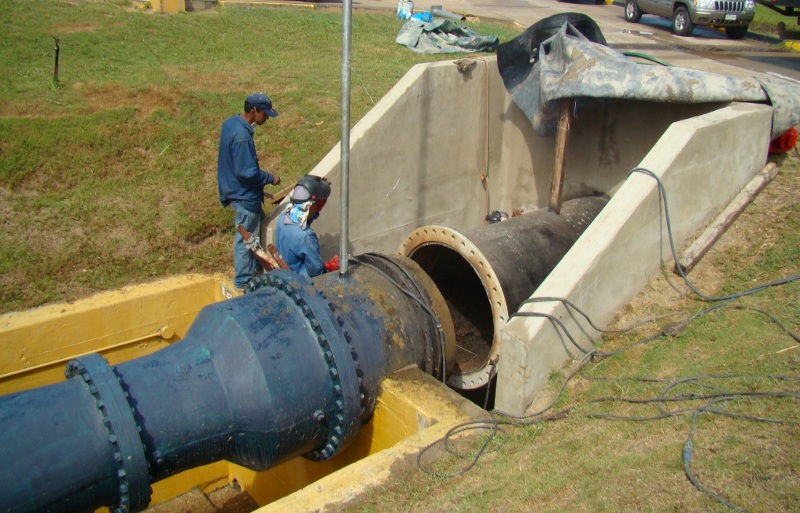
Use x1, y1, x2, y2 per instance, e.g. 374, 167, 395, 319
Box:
497, 13, 800, 140
395, 18, 499, 54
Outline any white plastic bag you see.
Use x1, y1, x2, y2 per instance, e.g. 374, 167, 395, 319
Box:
396, 0, 414, 20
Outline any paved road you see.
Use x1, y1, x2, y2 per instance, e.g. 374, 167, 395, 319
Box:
352, 0, 800, 81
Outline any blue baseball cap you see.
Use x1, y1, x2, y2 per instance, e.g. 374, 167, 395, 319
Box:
246, 92, 279, 117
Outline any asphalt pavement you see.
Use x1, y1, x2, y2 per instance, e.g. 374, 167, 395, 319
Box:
345, 0, 800, 81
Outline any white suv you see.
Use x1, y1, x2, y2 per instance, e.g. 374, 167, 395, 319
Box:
624, 0, 755, 39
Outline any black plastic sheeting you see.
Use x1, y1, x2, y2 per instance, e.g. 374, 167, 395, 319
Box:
497, 13, 800, 139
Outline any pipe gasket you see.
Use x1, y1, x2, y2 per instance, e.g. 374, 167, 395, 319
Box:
66, 354, 151, 513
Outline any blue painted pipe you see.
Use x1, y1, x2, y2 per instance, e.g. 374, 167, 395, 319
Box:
0, 256, 453, 513
0, 195, 607, 512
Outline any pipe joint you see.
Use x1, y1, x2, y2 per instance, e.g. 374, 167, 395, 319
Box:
247, 271, 365, 461
66, 354, 151, 513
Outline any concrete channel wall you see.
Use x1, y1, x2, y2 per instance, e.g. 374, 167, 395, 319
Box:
265, 56, 721, 255
497, 102, 772, 413
265, 55, 773, 415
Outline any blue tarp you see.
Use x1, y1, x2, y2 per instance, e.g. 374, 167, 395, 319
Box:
395, 18, 499, 54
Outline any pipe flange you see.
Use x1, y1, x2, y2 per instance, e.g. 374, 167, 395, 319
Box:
318, 288, 370, 417
251, 271, 362, 461
65, 354, 151, 513
399, 225, 506, 390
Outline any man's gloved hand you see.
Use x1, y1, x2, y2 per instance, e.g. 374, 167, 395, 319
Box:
324, 255, 340, 273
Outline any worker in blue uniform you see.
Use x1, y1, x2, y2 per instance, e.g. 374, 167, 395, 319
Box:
217, 92, 282, 290
275, 174, 339, 278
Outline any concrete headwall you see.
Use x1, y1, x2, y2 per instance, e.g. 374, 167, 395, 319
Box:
265, 56, 719, 256
265, 56, 773, 414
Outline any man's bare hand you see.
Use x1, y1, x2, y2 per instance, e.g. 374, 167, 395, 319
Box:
272, 175, 281, 186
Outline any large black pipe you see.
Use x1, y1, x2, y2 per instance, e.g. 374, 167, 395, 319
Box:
0, 255, 454, 513
399, 195, 608, 389
0, 197, 607, 512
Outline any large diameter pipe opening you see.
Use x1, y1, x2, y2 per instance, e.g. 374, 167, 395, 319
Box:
403, 243, 496, 384
398, 196, 609, 391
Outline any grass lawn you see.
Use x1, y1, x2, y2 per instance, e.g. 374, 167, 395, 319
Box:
1, 2, 798, 512
0, 0, 520, 313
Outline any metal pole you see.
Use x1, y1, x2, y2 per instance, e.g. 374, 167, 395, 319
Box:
339, 0, 352, 275
53, 36, 60, 88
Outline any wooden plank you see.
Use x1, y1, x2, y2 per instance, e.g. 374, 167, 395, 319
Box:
675, 162, 779, 275
549, 99, 573, 214
265, 181, 296, 205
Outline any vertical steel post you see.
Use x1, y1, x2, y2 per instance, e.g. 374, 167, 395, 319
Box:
339, 0, 352, 275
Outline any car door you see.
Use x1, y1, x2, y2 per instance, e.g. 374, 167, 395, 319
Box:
640, 0, 673, 18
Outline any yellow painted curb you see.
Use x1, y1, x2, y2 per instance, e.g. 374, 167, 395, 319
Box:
783, 40, 800, 52
218, 0, 317, 8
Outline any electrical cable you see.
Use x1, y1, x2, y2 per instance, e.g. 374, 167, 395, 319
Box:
683, 400, 747, 513
628, 167, 800, 302
414, 167, 799, 510
483, 358, 497, 411
510, 310, 594, 356
622, 51, 673, 67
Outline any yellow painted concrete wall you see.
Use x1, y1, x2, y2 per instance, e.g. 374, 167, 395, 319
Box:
161, 0, 185, 13
0, 274, 230, 395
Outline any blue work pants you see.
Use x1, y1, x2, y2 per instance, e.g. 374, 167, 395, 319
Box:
231, 202, 265, 288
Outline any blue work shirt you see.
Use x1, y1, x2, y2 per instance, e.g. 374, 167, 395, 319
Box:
274, 211, 327, 278
217, 114, 277, 213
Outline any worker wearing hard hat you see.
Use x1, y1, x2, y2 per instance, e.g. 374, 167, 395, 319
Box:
275, 174, 339, 278
217, 92, 282, 290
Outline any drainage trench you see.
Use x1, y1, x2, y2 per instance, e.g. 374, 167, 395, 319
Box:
0, 257, 454, 513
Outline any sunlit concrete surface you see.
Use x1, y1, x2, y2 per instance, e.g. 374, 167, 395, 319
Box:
265, 55, 772, 415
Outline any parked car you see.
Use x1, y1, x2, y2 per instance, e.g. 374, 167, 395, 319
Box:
624, 0, 755, 38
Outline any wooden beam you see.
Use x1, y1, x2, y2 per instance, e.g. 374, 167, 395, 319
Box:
549, 99, 573, 214
675, 162, 779, 275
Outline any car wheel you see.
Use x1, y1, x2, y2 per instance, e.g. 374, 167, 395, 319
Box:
625, 0, 642, 22
725, 25, 748, 39
672, 6, 694, 36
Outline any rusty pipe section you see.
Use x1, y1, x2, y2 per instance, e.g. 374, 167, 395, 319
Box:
398, 195, 608, 390
0, 255, 454, 513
